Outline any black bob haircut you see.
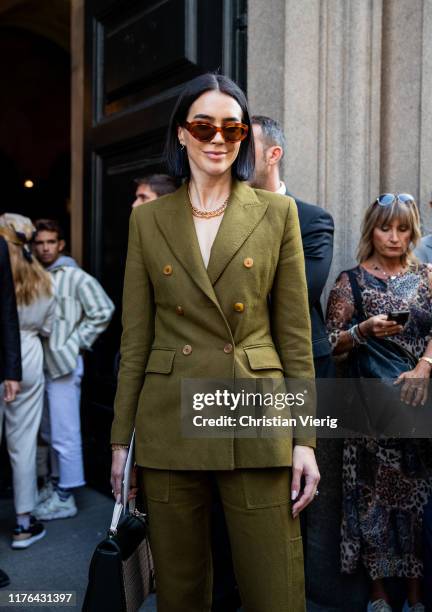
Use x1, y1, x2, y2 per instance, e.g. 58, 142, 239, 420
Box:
165, 73, 255, 181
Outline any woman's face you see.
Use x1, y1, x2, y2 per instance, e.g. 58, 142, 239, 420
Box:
177, 90, 244, 180
372, 216, 412, 260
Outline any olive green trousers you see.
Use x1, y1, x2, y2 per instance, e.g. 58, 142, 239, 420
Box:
141, 467, 305, 612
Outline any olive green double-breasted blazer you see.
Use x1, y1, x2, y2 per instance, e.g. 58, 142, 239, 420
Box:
111, 180, 315, 468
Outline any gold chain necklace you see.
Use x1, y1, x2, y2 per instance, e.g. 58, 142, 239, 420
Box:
188, 187, 229, 219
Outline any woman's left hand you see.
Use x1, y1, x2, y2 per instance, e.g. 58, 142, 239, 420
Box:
291, 445, 320, 519
394, 361, 431, 406
3, 380, 20, 403
111, 448, 129, 503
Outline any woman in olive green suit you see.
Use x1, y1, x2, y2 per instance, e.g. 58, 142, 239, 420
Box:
111, 73, 320, 612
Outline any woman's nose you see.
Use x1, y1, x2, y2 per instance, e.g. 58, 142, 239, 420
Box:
211, 130, 225, 144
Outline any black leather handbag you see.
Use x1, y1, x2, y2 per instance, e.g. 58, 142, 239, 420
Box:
348, 333, 417, 379
346, 269, 417, 378
82, 434, 154, 612
346, 270, 418, 436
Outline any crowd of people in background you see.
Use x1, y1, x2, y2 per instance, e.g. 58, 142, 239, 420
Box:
0, 87, 431, 611
0, 214, 114, 589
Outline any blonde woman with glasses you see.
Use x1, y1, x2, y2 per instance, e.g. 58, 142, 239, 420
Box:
326, 194, 432, 612
0, 214, 55, 549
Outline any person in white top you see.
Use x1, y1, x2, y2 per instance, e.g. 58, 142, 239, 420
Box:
0, 214, 55, 549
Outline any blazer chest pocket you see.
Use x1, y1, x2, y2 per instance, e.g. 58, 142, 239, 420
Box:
243, 345, 283, 371
145, 348, 176, 374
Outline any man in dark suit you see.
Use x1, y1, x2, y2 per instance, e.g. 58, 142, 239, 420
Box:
0, 235, 22, 588
251, 115, 334, 377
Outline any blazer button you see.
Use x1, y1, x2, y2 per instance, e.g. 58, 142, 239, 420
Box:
163, 264, 173, 276
223, 343, 233, 354
233, 302, 245, 313
176, 306, 184, 316
243, 257, 254, 268
182, 344, 192, 355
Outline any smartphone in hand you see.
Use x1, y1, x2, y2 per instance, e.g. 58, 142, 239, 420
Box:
387, 310, 409, 326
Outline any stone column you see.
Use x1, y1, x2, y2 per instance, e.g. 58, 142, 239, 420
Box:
381, 0, 432, 233
319, 0, 382, 287
247, 0, 286, 128
419, 0, 432, 233
419, 0, 432, 232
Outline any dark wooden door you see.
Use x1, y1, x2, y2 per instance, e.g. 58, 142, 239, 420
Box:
82, 0, 247, 492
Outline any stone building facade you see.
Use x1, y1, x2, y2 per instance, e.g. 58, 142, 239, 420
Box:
248, 0, 432, 292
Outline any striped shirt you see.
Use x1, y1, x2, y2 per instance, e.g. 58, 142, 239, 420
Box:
44, 264, 114, 379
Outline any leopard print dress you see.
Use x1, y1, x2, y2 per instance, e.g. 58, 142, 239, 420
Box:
326, 264, 432, 579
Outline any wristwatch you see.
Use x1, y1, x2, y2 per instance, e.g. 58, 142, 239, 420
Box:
419, 356, 432, 368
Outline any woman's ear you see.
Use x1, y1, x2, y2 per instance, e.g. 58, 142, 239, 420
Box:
177, 125, 185, 147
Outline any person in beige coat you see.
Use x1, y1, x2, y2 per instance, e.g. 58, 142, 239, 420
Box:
111, 73, 319, 612
0, 214, 55, 549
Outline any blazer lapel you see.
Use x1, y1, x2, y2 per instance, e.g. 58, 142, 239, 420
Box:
154, 183, 219, 306
207, 181, 268, 285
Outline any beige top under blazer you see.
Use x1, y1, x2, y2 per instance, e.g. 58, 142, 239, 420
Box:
111, 180, 315, 469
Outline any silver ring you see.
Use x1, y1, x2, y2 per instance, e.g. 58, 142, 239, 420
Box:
315, 490, 319, 496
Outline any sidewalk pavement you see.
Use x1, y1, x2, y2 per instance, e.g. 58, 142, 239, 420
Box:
0, 487, 156, 611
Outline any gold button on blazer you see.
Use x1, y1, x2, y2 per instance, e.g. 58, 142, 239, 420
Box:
111, 180, 315, 469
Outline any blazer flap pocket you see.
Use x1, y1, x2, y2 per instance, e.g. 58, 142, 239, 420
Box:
244, 345, 283, 371
145, 348, 176, 374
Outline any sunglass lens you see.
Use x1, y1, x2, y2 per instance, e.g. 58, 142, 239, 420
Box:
223, 125, 248, 142
378, 194, 395, 206
398, 193, 414, 203
190, 124, 216, 141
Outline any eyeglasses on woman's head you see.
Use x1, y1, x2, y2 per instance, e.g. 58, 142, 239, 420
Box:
376, 193, 415, 207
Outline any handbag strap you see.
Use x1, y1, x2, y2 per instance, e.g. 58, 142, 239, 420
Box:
108, 498, 138, 535
346, 269, 366, 323
121, 431, 136, 516
109, 502, 123, 534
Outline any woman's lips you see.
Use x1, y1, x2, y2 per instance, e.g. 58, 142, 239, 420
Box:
204, 151, 227, 160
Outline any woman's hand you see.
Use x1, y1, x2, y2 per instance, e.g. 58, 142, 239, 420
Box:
291, 445, 320, 519
4, 380, 20, 403
110, 448, 128, 503
359, 314, 403, 339
394, 360, 431, 406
